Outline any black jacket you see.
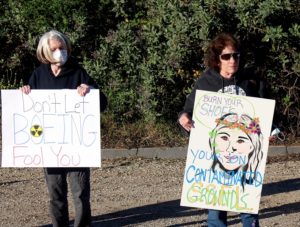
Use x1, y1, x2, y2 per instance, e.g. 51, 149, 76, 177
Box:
28, 57, 107, 112
181, 68, 264, 117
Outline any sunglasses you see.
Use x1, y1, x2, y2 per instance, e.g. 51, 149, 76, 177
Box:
220, 52, 240, 61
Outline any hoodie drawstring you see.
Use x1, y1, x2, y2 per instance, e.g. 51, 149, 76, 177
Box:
222, 77, 224, 93
234, 76, 239, 95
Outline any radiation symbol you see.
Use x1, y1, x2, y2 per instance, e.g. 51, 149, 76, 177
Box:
30, 125, 43, 137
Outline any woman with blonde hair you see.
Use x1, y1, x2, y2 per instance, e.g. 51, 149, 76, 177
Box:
20, 29, 107, 227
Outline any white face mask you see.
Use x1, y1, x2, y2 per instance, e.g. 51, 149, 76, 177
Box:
52, 49, 68, 66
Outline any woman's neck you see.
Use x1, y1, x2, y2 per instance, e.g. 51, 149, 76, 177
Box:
220, 72, 234, 79
51, 64, 62, 76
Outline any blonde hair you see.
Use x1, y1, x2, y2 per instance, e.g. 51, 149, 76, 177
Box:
36, 30, 72, 64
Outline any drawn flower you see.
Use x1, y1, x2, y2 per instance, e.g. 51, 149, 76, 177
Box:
248, 118, 261, 134
215, 116, 261, 135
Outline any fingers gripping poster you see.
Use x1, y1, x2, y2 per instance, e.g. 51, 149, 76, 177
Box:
1, 90, 101, 167
180, 90, 275, 214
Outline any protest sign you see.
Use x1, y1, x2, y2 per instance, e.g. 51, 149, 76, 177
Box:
180, 90, 275, 214
1, 89, 101, 167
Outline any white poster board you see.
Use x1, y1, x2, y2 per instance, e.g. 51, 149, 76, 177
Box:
180, 90, 275, 214
1, 89, 101, 167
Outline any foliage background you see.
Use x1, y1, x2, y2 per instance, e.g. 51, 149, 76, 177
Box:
0, 0, 299, 148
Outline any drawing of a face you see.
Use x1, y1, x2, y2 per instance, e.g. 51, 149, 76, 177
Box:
214, 127, 253, 171
209, 113, 264, 190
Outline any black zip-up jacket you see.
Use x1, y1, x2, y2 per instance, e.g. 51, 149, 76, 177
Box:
28, 57, 107, 112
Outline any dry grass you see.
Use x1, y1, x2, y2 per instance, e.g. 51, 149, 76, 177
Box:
101, 116, 188, 149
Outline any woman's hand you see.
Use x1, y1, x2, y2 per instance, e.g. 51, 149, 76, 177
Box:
269, 128, 285, 142
77, 84, 90, 96
178, 112, 194, 132
19, 85, 31, 94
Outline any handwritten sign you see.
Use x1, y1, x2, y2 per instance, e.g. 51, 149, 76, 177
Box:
180, 90, 275, 214
1, 89, 101, 167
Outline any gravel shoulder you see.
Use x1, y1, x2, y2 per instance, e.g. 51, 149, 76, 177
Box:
0, 154, 300, 227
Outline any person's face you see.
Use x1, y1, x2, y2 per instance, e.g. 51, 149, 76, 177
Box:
219, 46, 240, 78
214, 127, 253, 171
49, 38, 68, 66
49, 38, 65, 52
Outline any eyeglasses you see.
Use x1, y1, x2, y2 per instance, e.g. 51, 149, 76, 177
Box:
220, 52, 240, 61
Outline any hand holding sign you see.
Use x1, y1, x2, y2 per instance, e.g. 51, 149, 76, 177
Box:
180, 90, 275, 214
1, 89, 101, 167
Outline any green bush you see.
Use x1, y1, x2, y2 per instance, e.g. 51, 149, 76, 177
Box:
1, 0, 299, 147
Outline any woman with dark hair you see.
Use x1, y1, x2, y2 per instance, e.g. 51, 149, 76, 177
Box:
178, 33, 262, 226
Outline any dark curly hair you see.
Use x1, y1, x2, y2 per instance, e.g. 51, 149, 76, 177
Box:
204, 33, 240, 72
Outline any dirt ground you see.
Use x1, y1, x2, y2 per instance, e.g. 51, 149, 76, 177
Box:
0, 154, 300, 227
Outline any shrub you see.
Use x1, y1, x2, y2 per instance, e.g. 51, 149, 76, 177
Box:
1, 0, 299, 147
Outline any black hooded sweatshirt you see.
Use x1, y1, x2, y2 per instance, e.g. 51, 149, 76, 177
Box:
181, 68, 264, 117
28, 57, 107, 112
